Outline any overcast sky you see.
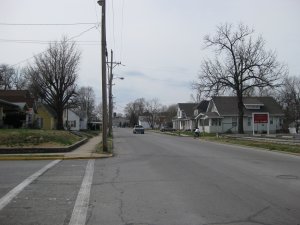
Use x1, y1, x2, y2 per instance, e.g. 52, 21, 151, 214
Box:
1, 0, 299, 113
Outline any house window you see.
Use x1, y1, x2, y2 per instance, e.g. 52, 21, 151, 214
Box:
270, 117, 273, 125
248, 117, 251, 126
212, 118, 220, 126
37, 118, 43, 129
67, 120, 76, 127
232, 117, 237, 127
204, 119, 209, 126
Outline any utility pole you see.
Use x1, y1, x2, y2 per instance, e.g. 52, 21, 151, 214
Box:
98, 0, 108, 152
107, 50, 123, 137
108, 49, 113, 137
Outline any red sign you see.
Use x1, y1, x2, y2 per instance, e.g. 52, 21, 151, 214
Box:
254, 114, 268, 123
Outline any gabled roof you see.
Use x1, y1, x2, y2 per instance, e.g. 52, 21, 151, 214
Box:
194, 100, 209, 113
0, 90, 35, 108
178, 103, 198, 118
211, 96, 284, 116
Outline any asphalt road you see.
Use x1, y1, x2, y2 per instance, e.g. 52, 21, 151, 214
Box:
0, 128, 299, 225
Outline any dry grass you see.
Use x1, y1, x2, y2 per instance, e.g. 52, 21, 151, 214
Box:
0, 129, 82, 147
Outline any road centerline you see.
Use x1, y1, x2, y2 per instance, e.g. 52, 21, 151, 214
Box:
0, 159, 61, 211
69, 159, 95, 225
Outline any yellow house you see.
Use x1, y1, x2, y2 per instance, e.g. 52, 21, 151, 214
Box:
36, 103, 57, 130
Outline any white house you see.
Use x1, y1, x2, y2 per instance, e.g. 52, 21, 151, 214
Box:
63, 109, 80, 131
195, 96, 284, 134
172, 103, 198, 130
138, 115, 160, 129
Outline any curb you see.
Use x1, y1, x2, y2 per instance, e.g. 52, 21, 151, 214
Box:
0, 138, 88, 154
0, 153, 114, 161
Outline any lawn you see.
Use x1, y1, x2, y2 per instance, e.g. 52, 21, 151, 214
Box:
154, 130, 300, 154
0, 129, 83, 147
202, 136, 300, 154
96, 136, 113, 154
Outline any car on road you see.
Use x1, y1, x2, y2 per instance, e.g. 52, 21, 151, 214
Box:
133, 125, 145, 134
160, 126, 175, 132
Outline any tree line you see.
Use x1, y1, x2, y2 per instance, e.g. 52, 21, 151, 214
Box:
124, 98, 177, 128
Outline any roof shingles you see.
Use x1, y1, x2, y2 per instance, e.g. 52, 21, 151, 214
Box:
212, 96, 283, 116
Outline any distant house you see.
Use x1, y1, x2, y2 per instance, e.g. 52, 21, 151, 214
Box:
63, 109, 80, 131
138, 115, 160, 129
195, 96, 284, 134
0, 90, 37, 128
172, 103, 199, 130
72, 110, 88, 130
36, 102, 57, 130
112, 116, 129, 128
138, 116, 150, 129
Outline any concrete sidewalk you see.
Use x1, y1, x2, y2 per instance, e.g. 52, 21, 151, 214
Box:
0, 135, 113, 160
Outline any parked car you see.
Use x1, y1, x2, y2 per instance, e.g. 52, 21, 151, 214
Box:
160, 126, 175, 132
133, 125, 145, 134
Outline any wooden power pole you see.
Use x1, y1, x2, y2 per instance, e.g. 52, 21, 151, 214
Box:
108, 50, 113, 137
98, 0, 108, 152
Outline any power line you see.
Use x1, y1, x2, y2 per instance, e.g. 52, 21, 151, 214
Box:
68, 25, 98, 40
0, 22, 98, 26
11, 25, 98, 67
0, 39, 100, 44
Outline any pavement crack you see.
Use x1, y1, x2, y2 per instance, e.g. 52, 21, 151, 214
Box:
203, 206, 272, 225
110, 166, 126, 224
248, 206, 270, 222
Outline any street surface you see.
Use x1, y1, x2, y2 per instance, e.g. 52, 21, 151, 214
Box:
0, 127, 300, 225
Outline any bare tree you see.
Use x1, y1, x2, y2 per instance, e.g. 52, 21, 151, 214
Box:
124, 98, 145, 126
0, 64, 15, 90
73, 86, 96, 123
278, 76, 300, 132
26, 37, 81, 130
197, 23, 287, 133
160, 104, 177, 127
191, 81, 204, 103
13, 68, 29, 90
144, 98, 162, 129
93, 102, 103, 121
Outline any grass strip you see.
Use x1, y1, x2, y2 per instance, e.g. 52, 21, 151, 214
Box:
203, 136, 300, 154
96, 137, 113, 154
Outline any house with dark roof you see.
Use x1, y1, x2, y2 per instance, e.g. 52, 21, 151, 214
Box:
195, 96, 284, 134
0, 90, 36, 128
172, 103, 199, 130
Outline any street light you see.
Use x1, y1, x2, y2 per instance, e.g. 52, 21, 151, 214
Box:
97, 0, 104, 6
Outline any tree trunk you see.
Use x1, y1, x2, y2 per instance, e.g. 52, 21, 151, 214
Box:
56, 108, 64, 130
237, 94, 244, 134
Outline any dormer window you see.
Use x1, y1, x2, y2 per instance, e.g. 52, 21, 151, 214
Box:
244, 104, 263, 110
194, 109, 198, 116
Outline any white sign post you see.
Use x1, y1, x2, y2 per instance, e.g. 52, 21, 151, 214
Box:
252, 113, 269, 135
